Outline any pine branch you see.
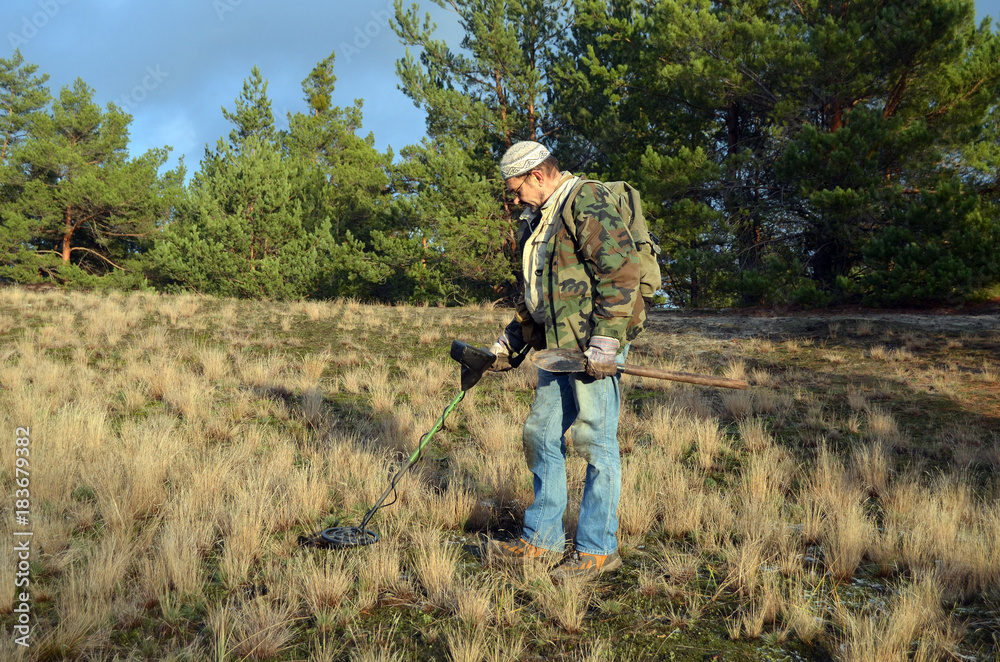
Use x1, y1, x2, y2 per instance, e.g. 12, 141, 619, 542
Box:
68, 247, 127, 270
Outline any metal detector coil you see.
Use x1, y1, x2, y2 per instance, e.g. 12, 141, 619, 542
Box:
320, 525, 379, 549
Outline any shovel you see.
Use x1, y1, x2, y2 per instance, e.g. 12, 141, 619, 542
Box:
532, 349, 749, 390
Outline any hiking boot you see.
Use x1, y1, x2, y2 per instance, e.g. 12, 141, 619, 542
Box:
487, 538, 562, 567
550, 549, 622, 582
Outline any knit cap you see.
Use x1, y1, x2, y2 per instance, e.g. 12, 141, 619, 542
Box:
500, 141, 551, 180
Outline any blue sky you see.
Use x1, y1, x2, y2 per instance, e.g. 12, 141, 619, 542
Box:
3, 0, 999, 177
2, 0, 465, 174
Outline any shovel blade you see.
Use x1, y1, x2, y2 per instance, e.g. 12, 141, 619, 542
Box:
531, 348, 589, 373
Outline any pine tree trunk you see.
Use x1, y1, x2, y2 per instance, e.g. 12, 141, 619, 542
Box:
61, 207, 73, 262
726, 101, 763, 305
689, 239, 700, 307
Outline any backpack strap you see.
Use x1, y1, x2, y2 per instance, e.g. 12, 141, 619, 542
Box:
558, 179, 630, 238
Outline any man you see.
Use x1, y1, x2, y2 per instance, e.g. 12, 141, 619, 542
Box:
487, 140, 645, 581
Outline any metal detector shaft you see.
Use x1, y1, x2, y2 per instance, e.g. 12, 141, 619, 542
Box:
316, 340, 495, 549
356, 389, 466, 530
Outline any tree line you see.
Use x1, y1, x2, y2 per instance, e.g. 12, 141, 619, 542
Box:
2, 0, 999, 307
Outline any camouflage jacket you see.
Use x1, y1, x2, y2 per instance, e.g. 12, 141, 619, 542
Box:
504, 180, 645, 352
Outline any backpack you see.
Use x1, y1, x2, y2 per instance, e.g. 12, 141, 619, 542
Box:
562, 179, 663, 303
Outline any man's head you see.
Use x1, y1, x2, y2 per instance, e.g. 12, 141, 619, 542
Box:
500, 141, 561, 210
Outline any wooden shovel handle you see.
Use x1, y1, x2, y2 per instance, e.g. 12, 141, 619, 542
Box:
618, 364, 749, 390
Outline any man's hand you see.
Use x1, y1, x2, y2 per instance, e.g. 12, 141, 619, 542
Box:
583, 336, 620, 379
488, 341, 514, 372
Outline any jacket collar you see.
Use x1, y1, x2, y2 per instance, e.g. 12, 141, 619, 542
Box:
521, 172, 577, 230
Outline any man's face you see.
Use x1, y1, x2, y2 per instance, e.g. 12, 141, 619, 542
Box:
505, 171, 543, 210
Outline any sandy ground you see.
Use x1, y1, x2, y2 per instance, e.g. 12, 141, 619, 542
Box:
646, 305, 1000, 339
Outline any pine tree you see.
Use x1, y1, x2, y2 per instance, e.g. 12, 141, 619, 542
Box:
151, 67, 350, 299
0, 50, 49, 164
0, 50, 51, 284
286, 52, 394, 245
1, 77, 182, 286
152, 134, 336, 298
553, 0, 813, 306
554, 0, 1000, 306
861, 178, 999, 305
775, 0, 1000, 304
391, 0, 570, 301
285, 52, 398, 298
222, 65, 276, 149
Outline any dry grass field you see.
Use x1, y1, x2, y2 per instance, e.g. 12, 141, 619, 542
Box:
1, 287, 999, 661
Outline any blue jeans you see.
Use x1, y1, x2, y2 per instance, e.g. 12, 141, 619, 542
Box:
521, 345, 628, 556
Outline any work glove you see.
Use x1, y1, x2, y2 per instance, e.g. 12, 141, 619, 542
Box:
584, 336, 620, 379
488, 339, 514, 372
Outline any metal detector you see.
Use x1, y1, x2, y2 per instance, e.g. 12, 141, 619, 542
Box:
312, 340, 496, 549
